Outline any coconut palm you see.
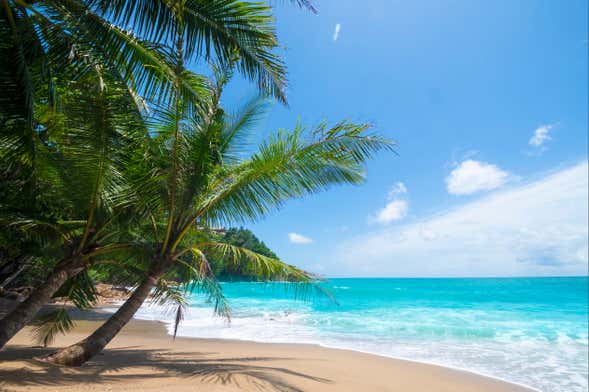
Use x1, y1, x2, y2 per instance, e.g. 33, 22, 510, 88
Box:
0, 0, 289, 128
0, 0, 292, 348
40, 64, 393, 366
0, 65, 155, 348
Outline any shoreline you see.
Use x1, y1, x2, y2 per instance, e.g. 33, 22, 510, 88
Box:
268, 338, 541, 392
108, 302, 543, 392
0, 307, 536, 392
147, 317, 541, 392
165, 328, 542, 392
122, 304, 543, 392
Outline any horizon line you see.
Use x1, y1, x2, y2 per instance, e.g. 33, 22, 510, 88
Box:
321, 275, 589, 279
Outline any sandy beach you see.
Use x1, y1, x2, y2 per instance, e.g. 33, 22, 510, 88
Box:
0, 308, 535, 392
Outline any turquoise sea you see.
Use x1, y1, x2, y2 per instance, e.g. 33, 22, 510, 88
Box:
126, 277, 589, 392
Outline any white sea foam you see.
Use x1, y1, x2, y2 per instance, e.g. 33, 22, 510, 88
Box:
104, 298, 588, 392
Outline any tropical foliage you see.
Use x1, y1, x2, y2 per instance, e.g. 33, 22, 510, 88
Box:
0, 0, 393, 367
0, 0, 290, 349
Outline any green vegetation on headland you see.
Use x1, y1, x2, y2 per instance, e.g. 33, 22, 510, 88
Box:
81, 227, 284, 284
208, 228, 281, 279
0, 0, 392, 366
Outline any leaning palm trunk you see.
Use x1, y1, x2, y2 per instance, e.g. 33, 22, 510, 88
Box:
0, 256, 32, 292
0, 260, 84, 349
40, 260, 167, 366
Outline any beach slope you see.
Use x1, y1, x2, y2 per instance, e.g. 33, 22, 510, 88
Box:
0, 316, 534, 392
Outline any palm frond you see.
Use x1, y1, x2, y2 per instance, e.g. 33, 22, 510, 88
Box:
30, 307, 74, 347
181, 0, 288, 102
199, 240, 336, 302
192, 121, 394, 228
54, 270, 97, 309
0, 211, 84, 244
152, 280, 188, 339
174, 248, 231, 319
219, 95, 269, 162
87, 0, 288, 102
272, 0, 317, 13
202, 241, 311, 281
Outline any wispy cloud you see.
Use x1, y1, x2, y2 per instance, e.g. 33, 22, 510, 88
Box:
288, 232, 313, 244
336, 161, 589, 277
528, 124, 554, 152
388, 181, 407, 198
372, 182, 409, 224
446, 160, 510, 195
332, 23, 341, 41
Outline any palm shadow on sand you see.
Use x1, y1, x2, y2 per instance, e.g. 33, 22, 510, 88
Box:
0, 345, 332, 392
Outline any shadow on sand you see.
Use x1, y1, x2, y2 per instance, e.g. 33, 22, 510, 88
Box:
0, 344, 332, 392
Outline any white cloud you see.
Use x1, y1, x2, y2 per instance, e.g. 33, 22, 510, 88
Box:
529, 124, 554, 150
371, 182, 409, 224
335, 161, 589, 277
446, 160, 510, 195
388, 182, 407, 198
288, 232, 313, 244
332, 23, 341, 41
375, 199, 409, 224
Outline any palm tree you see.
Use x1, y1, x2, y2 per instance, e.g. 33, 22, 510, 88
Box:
0, 0, 289, 123
0, 66, 153, 348
40, 65, 393, 366
0, 0, 291, 348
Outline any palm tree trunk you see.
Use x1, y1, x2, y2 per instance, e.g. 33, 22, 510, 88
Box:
0, 261, 83, 349
40, 262, 166, 366
0, 256, 32, 292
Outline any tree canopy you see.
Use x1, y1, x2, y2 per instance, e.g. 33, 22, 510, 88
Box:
0, 0, 393, 364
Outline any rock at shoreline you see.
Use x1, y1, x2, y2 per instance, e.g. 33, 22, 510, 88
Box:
94, 284, 131, 305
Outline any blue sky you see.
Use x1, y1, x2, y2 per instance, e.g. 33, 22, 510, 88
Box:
219, 0, 588, 277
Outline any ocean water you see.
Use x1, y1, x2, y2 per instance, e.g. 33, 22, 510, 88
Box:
126, 277, 588, 392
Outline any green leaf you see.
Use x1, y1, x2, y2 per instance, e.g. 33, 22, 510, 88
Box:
30, 308, 74, 347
